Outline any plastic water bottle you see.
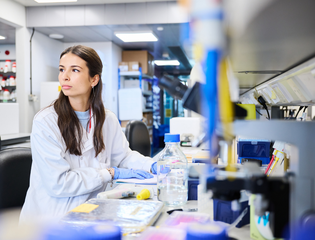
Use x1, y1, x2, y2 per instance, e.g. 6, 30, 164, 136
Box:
157, 133, 188, 206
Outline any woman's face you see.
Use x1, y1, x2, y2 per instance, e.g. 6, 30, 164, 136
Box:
59, 53, 93, 99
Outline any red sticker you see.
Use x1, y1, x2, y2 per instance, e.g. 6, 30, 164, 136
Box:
5, 50, 10, 55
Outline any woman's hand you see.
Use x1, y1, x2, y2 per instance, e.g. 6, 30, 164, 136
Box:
150, 162, 171, 175
113, 167, 153, 180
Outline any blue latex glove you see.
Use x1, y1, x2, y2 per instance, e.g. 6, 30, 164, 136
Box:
113, 167, 153, 180
151, 162, 171, 175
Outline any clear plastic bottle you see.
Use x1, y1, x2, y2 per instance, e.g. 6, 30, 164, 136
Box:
157, 133, 188, 206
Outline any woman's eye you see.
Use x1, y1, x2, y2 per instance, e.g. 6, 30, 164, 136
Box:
59, 69, 64, 72
73, 69, 79, 72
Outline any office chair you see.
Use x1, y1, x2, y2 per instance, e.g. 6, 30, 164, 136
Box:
0, 147, 32, 210
125, 120, 151, 157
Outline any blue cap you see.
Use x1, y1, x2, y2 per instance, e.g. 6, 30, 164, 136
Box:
164, 134, 180, 143
186, 223, 227, 240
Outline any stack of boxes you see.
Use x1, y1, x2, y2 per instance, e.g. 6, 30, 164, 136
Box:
119, 50, 154, 143
119, 50, 154, 76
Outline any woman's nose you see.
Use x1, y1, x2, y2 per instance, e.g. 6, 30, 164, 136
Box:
62, 70, 70, 81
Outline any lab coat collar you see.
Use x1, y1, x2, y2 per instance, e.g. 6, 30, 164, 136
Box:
81, 109, 95, 154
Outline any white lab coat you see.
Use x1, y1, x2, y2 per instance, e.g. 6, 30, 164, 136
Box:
20, 106, 154, 223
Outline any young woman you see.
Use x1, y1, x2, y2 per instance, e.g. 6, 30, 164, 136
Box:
20, 45, 155, 222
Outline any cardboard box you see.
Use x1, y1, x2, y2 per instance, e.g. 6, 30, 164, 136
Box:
118, 62, 128, 72
120, 120, 129, 128
143, 112, 153, 126
122, 51, 154, 76
128, 61, 140, 71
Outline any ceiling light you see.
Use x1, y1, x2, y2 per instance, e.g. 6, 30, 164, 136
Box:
0, 35, 6, 40
35, 0, 77, 3
154, 60, 180, 66
49, 33, 64, 39
114, 31, 158, 42
157, 27, 164, 31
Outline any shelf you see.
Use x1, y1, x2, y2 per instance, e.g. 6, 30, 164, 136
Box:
1, 86, 16, 91
0, 100, 16, 103
0, 72, 16, 74
119, 71, 153, 79
143, 109, 153, 113
142, 90, 153, 95
240, 56, 315, 106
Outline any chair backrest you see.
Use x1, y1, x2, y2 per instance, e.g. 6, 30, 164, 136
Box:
0, 147, 32, 210
125, 120, 151, 157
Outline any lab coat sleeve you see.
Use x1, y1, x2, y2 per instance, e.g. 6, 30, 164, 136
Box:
107, 112, 154, 172
31, 118, 112, 198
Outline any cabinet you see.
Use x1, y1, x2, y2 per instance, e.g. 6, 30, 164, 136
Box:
0, 59, 16, 103
118, 68, 154, 142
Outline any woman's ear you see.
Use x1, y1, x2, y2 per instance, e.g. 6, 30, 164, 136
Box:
91, 75, 100, 87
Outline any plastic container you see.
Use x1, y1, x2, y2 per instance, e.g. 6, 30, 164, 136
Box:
186, 222, 228, 240
12, 62, 16, 73
9, 76, 16, 86
188, 178, 199, 200
237, 140, 270, 165
3, 89, 10, 102
43, 224, 121, 240
213, 199, 250, 228
157, 133, 188, 206
1, 79, 5, 88
4, 60, 11, 73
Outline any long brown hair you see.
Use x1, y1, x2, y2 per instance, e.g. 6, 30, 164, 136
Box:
54, 45, 105, 157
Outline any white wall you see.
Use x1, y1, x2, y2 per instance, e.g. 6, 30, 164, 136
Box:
63, 42, 122, 116
0, 0, 25, 27
0, 45, 16, 60
15, 28, 64, 134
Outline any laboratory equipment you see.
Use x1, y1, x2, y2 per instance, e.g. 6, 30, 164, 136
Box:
157, 133, 188, 206
61, 198, 163, 235
97, 185, 154, 200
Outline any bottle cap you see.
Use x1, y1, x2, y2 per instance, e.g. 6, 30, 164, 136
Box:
186, 222, 227, 240
136, 189, 151, 200
164, 133, 180, 143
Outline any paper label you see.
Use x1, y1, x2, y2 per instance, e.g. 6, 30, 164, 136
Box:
71, 203, 99, 213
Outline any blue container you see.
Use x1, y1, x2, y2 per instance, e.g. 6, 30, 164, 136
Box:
186, 222, 228, 240
237, 140, 270, 165
213, 199, 250, 228
188, 179, 199, 200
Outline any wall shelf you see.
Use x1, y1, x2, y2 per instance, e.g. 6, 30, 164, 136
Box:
119, 71, 153, 80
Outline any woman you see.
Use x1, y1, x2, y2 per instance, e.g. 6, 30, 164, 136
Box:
20, 45, 155, 222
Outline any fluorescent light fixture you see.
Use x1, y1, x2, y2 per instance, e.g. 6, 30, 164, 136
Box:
115, 31, 158, 42
49, 33, 64, 39
35, 0, 77, 3
0, 35, 6, 40
154, 60, 180, 66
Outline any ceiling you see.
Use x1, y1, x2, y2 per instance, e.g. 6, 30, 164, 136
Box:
2, 0, 192, 74
34, 23, 191, 59
13, 0, 169, 7
0, 22, 15, 44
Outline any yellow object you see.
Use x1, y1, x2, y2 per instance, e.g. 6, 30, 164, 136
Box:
71, 203, 99, 213
237, 104, 256, 120
136, 189, 151, 200
218, 59, 236, 175
58, 85, 61, 92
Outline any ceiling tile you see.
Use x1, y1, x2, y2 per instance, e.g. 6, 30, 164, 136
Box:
85, 5, 106, 26
65, 5, 85, 26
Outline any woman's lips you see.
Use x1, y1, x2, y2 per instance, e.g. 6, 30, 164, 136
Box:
62, 85, 72, 90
